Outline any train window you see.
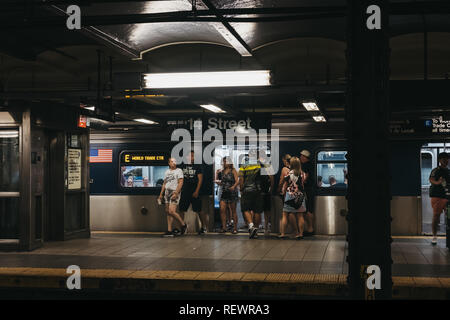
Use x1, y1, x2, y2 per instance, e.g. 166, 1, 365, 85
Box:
118, 151, 169, 189
420, 152, 433, 187
316, 151, 348, 189
120, 166, 168, 188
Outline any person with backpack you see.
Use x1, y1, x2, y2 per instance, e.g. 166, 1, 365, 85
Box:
239, 148, 263, 239
279, 157, 306, 239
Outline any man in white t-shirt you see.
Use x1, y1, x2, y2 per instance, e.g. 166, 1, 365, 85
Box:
158, 157, 187, 237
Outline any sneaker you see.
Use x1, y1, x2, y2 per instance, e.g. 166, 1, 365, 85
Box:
431, 237, 437, 245
163, 231, 174, 238
180, 224, 188, 235
198, 228, 207, 235
249, 227, 258, 239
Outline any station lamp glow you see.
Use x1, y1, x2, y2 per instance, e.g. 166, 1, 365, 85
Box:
134, 118, 158, 125
200, 104, 226, 113
302, 102, 320, 112
142, 70, 271, 89
313, 116, 327, 122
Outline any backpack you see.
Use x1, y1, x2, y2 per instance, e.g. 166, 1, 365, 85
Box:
284, 171, 305, 209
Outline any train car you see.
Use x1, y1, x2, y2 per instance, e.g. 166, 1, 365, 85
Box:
89, 119, 450, 236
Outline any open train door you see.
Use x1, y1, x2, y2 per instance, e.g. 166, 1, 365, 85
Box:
420, 143, 450, 235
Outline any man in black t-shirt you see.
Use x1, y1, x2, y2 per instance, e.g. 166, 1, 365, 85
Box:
179, 151, 208, 235
429, 152, 449, 245
300, 150, 315, 236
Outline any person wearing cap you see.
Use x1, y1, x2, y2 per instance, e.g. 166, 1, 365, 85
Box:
429, 152, 449, 245
300, 149, 315, 236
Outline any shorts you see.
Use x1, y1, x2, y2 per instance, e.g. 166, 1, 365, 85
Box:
220, 188, 238, 204
431, 197, 448, 215
262, 193, 271, 212
304, 188, 315, 213
240, 191, 263, 214
164, 189, 180, 206
179, 190, 202, 212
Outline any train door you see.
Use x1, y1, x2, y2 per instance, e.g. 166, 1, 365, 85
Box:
213, 145, 269, 232
420, 143, 450, 235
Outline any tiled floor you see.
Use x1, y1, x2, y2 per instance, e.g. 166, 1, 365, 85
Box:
0, 233, 448, 277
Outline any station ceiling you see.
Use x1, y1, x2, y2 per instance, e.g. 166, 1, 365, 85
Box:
0, 0, 450, 128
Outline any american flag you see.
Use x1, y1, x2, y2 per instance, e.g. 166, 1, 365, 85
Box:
90, 149, 113, 163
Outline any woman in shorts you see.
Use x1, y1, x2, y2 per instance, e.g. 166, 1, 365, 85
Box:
216, 157, 239, 234
158, 157, 187, 237
279, 157, 306, 239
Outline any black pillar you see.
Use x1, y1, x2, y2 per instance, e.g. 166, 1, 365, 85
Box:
346, 0, 392, 299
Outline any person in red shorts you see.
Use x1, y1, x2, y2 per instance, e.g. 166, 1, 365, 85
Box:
429, 152, 449, 245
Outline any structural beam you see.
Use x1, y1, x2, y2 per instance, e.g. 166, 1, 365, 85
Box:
346, 0, 392, 299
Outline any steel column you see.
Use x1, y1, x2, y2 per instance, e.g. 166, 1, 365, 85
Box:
346, 0, 392, 299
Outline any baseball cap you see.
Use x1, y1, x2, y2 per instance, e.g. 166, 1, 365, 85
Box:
300, 150, 311, 158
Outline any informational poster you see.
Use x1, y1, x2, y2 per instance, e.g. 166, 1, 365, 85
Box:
68, 148, 82, 190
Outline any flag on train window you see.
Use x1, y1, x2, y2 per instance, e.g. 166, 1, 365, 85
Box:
90, 149, 113, 163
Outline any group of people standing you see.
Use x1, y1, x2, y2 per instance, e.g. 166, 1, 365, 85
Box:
158, 149, 316, 239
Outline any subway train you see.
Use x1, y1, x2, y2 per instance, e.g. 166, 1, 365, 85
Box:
89, 120, 450, 236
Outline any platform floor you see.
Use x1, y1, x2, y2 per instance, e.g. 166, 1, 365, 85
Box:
0, 233, 448, 277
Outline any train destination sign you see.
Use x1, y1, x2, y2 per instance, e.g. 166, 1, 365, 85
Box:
120, 151, 168, 166
389, 117, 450, 135
427, 117, 450, 134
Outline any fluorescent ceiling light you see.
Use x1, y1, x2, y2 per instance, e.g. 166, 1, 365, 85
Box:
134, 118, 158, 125
302, 102, 320, 112
142, 70, 271, 89
313, 116, 327, 123
80, 104, 95, 111
200, 104, 226, 113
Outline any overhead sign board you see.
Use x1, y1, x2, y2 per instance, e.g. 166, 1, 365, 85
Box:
120, 151, 168, 166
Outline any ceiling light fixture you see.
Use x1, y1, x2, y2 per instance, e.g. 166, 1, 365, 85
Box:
302, 102, 320, 112
200, 104, 226, 113
134, 118, 158, 125
313, 116, 327, 123
142, 70, 271, 89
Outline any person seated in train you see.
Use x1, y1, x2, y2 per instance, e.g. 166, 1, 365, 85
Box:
300, 150, 315, 237
317, 175, 323, 187
258, 149, 275, 236
329, 176, 337, 186
142, 176, 150, 187
429, 152, 449, 245
120, 166, 126, 186
279, 157, 306, 239
126, 176, 134, 187
216, 156, 239, 234
239, 148, 263, 239
178, 150, 208, 235
158, 157, 187, 238
329, 175, 347, 189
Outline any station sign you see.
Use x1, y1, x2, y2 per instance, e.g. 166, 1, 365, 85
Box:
389, 116, 450, 136
120, 151, 169, 166
167, 116, 272, 132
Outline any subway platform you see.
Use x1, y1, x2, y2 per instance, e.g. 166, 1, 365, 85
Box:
0, 233, 448, 300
